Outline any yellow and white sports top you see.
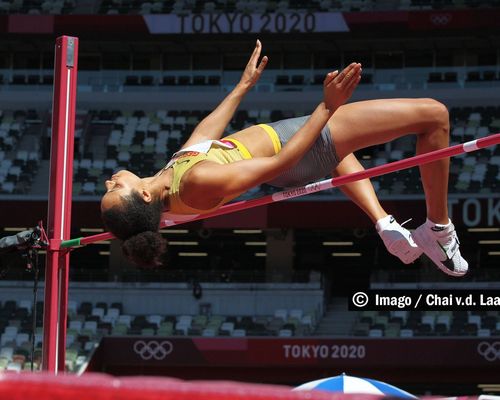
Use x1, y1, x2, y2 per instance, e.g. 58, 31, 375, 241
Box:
163, 124, 281, 215
165, 138, 251, 214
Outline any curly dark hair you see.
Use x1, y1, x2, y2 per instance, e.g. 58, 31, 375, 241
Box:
101, 190, 167, 268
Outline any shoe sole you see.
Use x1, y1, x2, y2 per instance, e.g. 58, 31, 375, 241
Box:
412, 228, 467, 277
387, 239, 423, 264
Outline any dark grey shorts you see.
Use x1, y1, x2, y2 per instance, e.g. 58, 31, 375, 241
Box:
264, 115, 340, 187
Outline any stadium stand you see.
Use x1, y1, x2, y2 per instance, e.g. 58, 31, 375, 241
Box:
2, 295, 498, 373
0, 104, 497, 197
0, 0, 496, 15
351, 309, 500, 337
0, 3, 499, 394
0, 298, 320, 372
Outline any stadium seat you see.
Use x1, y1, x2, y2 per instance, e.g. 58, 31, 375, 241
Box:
477, 328, 491, 337
91, 307, 105, 320
231, 329, 246, 337
111, 324, 128, 335
368, 329, 383, 337
83, 321, 97, 334
353, 322, 370, 336
15, 333, 29, 347
147, 315, 162, 327
0, 347, 14, 361
467, 315, 481, 328
278, 329, 293, 337
274, 309, 288, 321
6, 361, 22, 372
117, 315, 132, 327
399, 329, 414, 337
219, 321, 234, 335
289, 309, 304, 320
4, 326, 18, 336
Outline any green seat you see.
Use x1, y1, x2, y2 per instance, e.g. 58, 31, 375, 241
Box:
141, 328, 155, 336
65, 348, 78, 371
112, 324, 128, 335
72, 182, 82, 195
375, 315, 389, 326
286, 317, 300, 328
159, 321, 173, 329
193, 315, 208, 328
23, 362, 39, 371
385, 328, 400, 338
157, 326, 173, 336
361, 310, 378, 320
0, 358, 9, 370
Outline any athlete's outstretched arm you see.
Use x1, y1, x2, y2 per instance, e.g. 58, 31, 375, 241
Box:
181, 40, 268, 149
187, 64, 362, 201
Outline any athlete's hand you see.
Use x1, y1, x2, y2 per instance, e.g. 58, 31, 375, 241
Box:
323, 62, 361, 112
238, 40, 268, 92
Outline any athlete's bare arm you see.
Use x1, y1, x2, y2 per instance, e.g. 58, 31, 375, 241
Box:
181, 40, 268, 149
182, 64, 362, 205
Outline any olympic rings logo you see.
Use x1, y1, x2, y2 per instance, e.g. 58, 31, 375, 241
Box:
430, 14, 452, 26
477, 341, 500, 362
133, 340, 173, 360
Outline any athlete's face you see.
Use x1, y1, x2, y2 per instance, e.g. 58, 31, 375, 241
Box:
101, 170, 142, 211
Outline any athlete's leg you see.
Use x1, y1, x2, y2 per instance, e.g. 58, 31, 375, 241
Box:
333, 153, 422, 264
333, 153, 387, 223
328, 98, 467, 276
329, 98, 449, 225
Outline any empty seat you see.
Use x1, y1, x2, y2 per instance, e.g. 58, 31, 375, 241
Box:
466, 71, 480, 81
201, 328, 216, 337
278, 329, 293, 337
15, 333, 30, 347
125, 76, 140, 85
428, 72, 442, 82
368, 329, 383, 337
83, 321, 97, 334
91, 307, 105, 320
399, 329, 413, 337
275, 75, 289, 85
289, 309, 303, 320
231, 329, 246, 337
69, 320, 83, 332
274, 309, 288, 321
162, 76, 176, 85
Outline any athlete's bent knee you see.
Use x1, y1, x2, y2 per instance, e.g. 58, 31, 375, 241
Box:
421, 98, 450, 133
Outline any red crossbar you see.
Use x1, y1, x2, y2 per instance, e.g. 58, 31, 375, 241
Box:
75, 133, 500, 246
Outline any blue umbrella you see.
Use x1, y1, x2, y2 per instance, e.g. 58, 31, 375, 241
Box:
294, 373, 417, 398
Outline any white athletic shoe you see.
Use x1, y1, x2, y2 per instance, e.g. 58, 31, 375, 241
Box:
412, 219, 469, 277
376, 215, 423, 264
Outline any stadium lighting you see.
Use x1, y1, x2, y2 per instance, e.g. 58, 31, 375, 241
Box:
159, 229, 189, 234
477, 384, 500, 392
332, 252, 362, 257
254, 252, 267, 257
178, 252, 208, 256
80, 228, 104, 233
4, 227, 28, 232
478, 240, 500, 244
233, 229, 263, 234
468, 227, 500, 232
244, 241, 267, 246
168, 241, 199, 245
98, 251, 110, 256
323, 241, 354, 246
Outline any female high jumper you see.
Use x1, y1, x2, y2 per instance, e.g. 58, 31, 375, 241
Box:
101, 40, 467, 277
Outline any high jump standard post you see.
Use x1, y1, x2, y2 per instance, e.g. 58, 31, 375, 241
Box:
43, 36, 79, 372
